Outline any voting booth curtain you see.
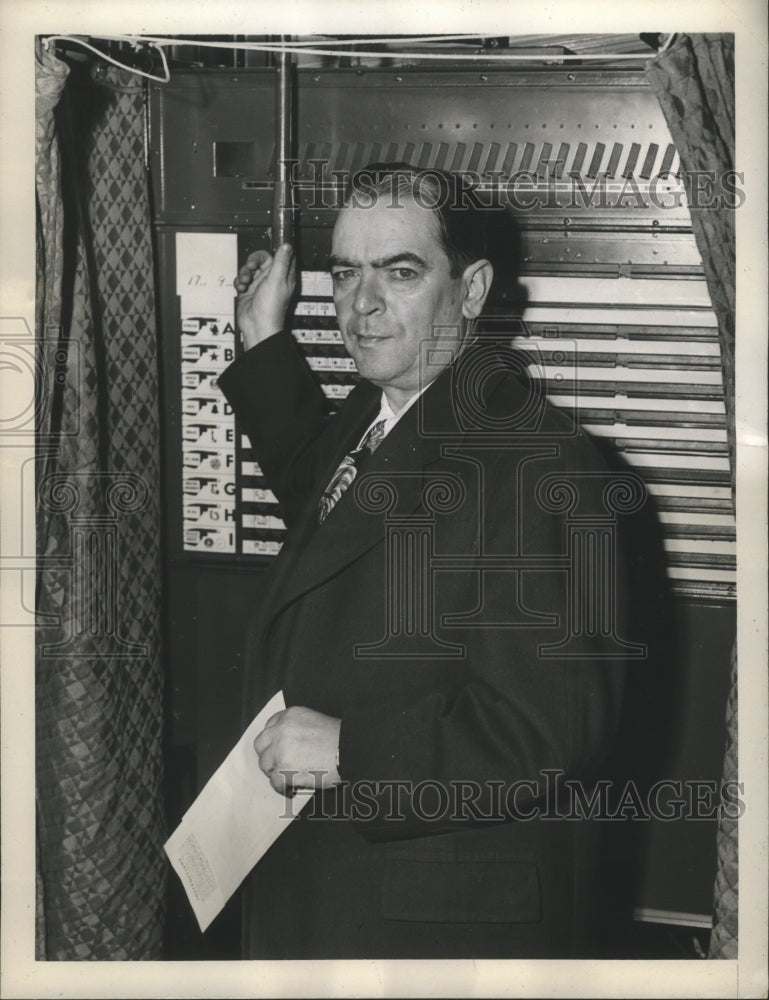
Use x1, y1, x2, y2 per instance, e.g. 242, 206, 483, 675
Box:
34, 42, 165, 959
646, 32, 738, 959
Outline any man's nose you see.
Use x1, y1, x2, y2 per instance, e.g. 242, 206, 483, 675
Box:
352, 272, 385, 315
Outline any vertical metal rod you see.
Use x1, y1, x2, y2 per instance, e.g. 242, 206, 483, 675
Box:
272, 38, 295, 250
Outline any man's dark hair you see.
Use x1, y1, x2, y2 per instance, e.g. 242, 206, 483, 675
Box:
345, 162, 488, 279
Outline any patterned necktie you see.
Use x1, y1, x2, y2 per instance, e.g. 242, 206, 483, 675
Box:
318, 418, 387, 524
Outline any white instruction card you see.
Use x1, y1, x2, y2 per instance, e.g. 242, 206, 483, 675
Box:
175, 230, 238, 313
164, 690, 310, 931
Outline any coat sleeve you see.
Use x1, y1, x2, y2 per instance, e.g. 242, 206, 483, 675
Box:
217, 331, 333, 528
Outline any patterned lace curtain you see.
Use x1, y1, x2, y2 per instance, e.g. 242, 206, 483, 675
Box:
35, 40, 166, 959
645, 33, 737, 959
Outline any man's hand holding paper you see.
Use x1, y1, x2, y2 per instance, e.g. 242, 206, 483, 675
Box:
254, 705, 342, 794
163, 690, 316, 932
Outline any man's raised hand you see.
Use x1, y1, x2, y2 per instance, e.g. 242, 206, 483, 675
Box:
234, 243, 297, 350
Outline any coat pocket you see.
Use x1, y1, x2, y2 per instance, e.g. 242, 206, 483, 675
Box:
382, 849, 541, 924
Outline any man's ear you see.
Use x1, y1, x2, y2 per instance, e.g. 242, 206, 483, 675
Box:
460, 259, 494, 319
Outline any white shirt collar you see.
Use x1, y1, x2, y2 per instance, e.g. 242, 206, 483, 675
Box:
356, 379, 436, 449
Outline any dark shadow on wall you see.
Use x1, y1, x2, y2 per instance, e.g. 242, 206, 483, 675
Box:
586, 436, 686, 957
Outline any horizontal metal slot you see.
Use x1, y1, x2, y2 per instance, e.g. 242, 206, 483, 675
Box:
527, 324, 719, 342
532, 356, 721, 376
616, 452, 731, 472
519, 276, 713, 308
615, 440, 728, 456
575, 412, 726, 431
666, 549, 736, 566
659, 517, 736, 537
546, 383, 725, 401
652, 499, 735, 515
582, 423, 727, 443
668, 567, 735, 583
520, 338, 721, 357
645, 483, 732, 500
529, 365, 723, 385
522, 306, 719, 328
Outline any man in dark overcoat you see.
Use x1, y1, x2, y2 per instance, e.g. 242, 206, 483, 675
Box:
218, 165, 636, 959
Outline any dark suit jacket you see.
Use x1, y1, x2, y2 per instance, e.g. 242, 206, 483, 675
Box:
219, 331, 632, 959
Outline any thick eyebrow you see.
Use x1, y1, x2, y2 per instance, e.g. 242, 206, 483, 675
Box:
327, 251, 428, 271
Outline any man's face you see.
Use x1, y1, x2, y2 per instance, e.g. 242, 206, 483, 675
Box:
329, 196, 465, 404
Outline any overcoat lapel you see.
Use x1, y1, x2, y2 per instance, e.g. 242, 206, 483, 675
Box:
262, 360, 467, 627
251, 380, 379, 627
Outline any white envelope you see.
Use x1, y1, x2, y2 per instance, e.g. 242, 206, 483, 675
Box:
164, 690, 310, 932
